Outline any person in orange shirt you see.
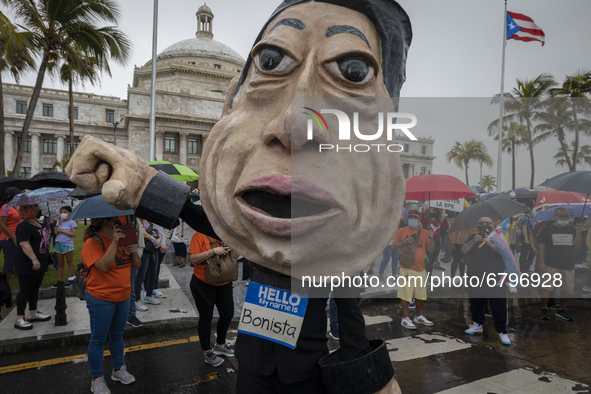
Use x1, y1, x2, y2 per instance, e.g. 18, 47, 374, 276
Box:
189, 231, 235, 367
81, 217, 141, 394
392, 210, 435, 330
0, 187, 22, 282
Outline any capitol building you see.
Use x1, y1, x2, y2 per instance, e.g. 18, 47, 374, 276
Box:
2, 4, 434, 180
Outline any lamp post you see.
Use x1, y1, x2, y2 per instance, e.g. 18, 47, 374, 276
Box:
113, 114, 124, 146
478, 157, 484, 182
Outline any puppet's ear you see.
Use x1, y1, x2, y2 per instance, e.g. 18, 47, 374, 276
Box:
221, 76, 241, 117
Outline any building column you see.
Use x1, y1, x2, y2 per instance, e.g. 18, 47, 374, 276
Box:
30, 133, 41, 177
55, 135, 65, 168
155, 131, 164, 161
4, 131, 14, 174
179, 132, 188, 165
199, 135, 205, 154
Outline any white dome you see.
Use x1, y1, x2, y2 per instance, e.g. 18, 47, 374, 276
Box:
154, 36, 245, 66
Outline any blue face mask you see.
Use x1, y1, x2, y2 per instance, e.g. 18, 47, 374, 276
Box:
557, 220, 569, 227
408, 219, 419, 228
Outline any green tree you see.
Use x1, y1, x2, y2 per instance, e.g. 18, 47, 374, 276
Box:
2, 0, 132, 175
479, 175, 497, 193
554, 141, 591, 169
492, 122, 527, 190
490, 73, 557, 188
52, 154, 70, 171
549, 70, 591, 170
446, 140, 493, 186
0, 11, 36, 176
533, 98, 575, 171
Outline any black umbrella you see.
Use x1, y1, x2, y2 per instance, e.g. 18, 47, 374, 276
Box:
30, 171, 76, 188
513, 191, 539, 200
69, 186, 101, 200
70, 194, 134, 220
0, 176, 37, 193
450, 199, 530, 233
539, 171, 591, 219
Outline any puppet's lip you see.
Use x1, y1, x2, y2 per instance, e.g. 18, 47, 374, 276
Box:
235, 175, 343, 237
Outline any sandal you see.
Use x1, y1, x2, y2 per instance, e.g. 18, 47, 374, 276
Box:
178, 263, 186, 268
172, 262, 180, 266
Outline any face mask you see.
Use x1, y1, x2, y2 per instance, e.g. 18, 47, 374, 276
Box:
60, 213, 69, 220
408, 219, 419, 228
478, 225, 493, 234
557, 220, 569, 227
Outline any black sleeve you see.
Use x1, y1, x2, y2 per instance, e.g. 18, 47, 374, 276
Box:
179, 201, 219, 241
15, 223, 33, 244
334, 297, 369, 361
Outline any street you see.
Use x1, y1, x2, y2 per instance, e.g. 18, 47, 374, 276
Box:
1, 295, 590, 394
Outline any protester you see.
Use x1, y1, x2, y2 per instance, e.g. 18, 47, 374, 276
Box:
151, 223, 168, 298
392, 209, 435, 330
537, 208, 585, 321
81, 217, 141, 393
574, 217, 589, 269
127, 216, 146, 328
518, 211, 535, 273
52, 206, 77, 287
378, 218, 406, 282
0, 187, 21, 282
462, 216, 511, 345
171, 224, 187, 268
136, 218, 162, 307
13, 205, 51, 330
189, 231, 235, 367
440, 211, 452, 263
421, 207, 447, 273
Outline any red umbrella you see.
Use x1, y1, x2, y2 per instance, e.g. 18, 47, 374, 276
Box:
405, 174, 477, 201
534, 190, 591, 208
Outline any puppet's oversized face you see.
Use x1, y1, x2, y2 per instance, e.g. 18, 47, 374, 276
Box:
200, 2, 405, 277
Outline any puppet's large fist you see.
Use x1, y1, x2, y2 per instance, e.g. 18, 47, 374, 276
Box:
65, 136, 158, 210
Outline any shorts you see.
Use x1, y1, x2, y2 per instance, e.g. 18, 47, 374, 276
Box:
173, 242, 187, 258
543, 266, 574, 296
0, 239, 18, 274
54, 242, 74, 254
397, 268, 427, 302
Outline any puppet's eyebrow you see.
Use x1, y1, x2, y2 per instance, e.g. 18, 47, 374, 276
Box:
326, 25, 371, 49
269, 18, 306, 32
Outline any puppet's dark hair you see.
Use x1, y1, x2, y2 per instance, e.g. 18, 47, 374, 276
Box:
230, 0, 412, 108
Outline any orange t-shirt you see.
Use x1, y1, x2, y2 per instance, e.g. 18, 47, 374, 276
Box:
0, 204, 20, 241
393, 227, 430, 272
81, 233, 134, 302
189, 232, 227, 286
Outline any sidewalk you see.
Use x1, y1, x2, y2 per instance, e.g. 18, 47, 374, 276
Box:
0, 264, 197, 355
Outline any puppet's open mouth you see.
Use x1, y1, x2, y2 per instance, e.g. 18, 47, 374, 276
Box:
242, 191, 331, 219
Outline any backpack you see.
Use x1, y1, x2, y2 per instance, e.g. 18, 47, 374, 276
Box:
72, 235, 104, 300
399, 229, 422, 269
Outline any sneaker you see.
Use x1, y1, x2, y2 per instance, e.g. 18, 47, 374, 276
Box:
556, 308, 573, 321
583, 286, 591, 292
441, 257, 452, 263
367, 269, 374, 275
401, 317, 417, 330
204, 350, 224, 367
91, 376, 111, 394
126, 316, 143, 328
485, 310, 493, 317
540, 308, 550, 320
152, 290, 166, 298
433, 266, 446, 271
378, 274, 385, 283
213, 343, 235, 357
14, 317, 33, 330
143, 296, 161, 305
575, 263, 587, 269
328, 330, 340, 341
408, 301, 416, 309
26, 311, 51, 322
413, 315, 434, 326
464, 322, 483, 335
64, 281, 71, 287
51, 282, 60, 288
111, 365, 136, 384
498, 332, 511, 345
135, 301, 148, 311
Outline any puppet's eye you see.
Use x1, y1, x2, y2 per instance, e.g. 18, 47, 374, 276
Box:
336, 57, 372, 83
255, 47, 296, 73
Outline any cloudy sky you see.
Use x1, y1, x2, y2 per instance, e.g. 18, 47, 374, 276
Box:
5, 0, 591, 190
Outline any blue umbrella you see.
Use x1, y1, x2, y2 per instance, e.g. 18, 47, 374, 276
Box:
70, 194, 134, 220
480, 192, 501, 201
10, 187, 73, 207
533, 205, 591, 222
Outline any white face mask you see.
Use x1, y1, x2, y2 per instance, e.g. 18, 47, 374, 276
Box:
60, 213, 69, 220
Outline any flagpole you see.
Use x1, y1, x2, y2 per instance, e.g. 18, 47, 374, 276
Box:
149, 0, 158, 162
496, 0, 507, 192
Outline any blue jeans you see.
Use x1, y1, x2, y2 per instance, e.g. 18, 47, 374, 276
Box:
85, 292, 130, 379
128, 267, 138, 319
0, 239, 18, 274
441, 234, 451, 258
136, 251, 157, 299
329, 295, 338, 335
379, 246, 399, 276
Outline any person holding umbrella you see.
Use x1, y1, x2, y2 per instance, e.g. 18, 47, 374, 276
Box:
0, 187, 22, 282
536, 208, 586, 321
53, 206, 78, 288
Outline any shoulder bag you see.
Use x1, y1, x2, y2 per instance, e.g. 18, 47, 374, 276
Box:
203, 236, 238, 284
399, 229, 421, 269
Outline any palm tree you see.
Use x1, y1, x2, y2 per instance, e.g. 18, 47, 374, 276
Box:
0, 11, 37, 176
493, 122, 527, 189
446, 140, 493, 185
549, 70, 591, 170
554, 141, 591, 169
52, 155, 70, 171
2, 0, 132, 175
479, 175, 497, 193
533, 98, 575, 170
490, 73, 557, 188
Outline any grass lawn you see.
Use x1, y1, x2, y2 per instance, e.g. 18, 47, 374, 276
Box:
0, 222, 89, 290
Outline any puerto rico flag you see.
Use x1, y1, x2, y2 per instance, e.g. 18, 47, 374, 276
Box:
506, 11, 545, 46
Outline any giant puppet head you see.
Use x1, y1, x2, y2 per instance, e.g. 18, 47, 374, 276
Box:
199, 0, 412, 278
